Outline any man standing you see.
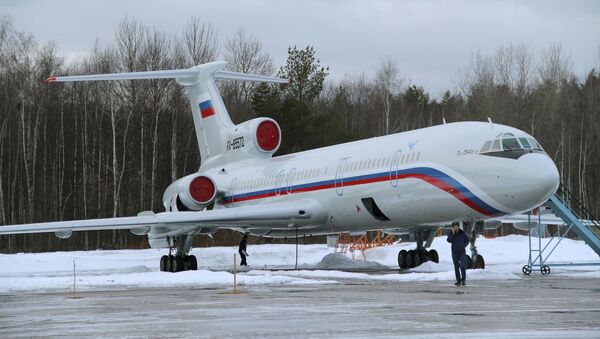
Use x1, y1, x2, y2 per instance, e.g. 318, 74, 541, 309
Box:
447, 221, 469, 286
239, 234, 249, 266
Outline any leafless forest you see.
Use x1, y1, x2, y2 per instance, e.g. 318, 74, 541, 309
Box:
0, 16, 598, 253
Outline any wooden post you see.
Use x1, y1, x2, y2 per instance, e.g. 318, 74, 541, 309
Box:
233, 253, 237, 291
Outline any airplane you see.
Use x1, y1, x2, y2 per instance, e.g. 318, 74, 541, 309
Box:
0, 61, 560, 272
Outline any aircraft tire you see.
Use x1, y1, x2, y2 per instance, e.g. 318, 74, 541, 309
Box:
190, 255, 198, 271
474, 254, 485, 269
417, 249, 428, 265
465, 255, 473, 269
406, 250, 415, 268
428, 249, 439, 263
398, 250, 408, 269
173, 256, 184, 272
166, 255, 175, 272
159, 255, 168, 272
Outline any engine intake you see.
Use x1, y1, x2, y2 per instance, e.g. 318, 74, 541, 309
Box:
189, 175, 216, 204
256, 120, 280, 152
163, 174, 218, 211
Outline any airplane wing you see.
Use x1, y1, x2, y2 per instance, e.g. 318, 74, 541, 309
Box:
0, 200, 325, 236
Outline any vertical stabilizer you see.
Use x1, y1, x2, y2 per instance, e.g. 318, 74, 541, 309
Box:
176, 61, 234, 163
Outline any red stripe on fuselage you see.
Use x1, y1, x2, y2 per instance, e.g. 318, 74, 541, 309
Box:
224, 172, 494, 217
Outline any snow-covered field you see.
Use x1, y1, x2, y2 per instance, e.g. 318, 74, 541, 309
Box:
1, 235, 599, 293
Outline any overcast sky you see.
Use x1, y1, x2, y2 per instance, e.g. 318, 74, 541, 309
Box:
3, 0, 599, 97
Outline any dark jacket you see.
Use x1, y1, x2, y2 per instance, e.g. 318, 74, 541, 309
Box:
238, 238, 247, 254
447, 229, 469, 253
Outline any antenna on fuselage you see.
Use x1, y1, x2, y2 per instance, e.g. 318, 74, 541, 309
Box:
487, 117, 493, 126
442, 117, 447, 124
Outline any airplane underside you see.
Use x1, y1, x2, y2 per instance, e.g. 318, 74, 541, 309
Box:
149, 220, 487, 273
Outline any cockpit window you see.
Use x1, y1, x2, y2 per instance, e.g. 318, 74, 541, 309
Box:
480, 140, 492, 153
529, 138, 543, 151
479, 133, 546, 157
490, 139, 502, 151
502, 138, 520, 150
519, 138, 532, 149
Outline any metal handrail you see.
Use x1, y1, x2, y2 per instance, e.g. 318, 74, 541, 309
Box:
556, 183, 600, 232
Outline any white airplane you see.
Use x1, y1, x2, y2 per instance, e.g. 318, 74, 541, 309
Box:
0, 61, 560, 272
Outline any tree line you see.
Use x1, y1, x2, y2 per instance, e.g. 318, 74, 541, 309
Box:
0, 16, 598, 253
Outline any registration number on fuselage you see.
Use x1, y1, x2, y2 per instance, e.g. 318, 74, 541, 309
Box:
226, 136, 245, 151
456, 149, 478, 157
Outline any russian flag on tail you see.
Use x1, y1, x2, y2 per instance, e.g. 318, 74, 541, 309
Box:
199, 99, 215, 118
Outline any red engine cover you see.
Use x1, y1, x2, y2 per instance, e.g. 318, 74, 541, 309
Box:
189, 176, 216, 203
256, 120, 280, 152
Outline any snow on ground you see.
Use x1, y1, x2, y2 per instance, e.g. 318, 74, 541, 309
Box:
0, 235, 599, 293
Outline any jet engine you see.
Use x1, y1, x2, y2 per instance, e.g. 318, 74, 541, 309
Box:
224, 118, 281, 158
163, 173, 217, 211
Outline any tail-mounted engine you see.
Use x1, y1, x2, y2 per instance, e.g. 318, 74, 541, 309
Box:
163, 173, 217, 211
224, 117, 281, 159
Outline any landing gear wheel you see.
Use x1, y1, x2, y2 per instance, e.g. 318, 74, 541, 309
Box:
160, 255, 168, 272
189, 255, 198, 271
398, 250, 408, 269
166, 255, 174, 273
427, 249, 439, 264
541, 265, 551, 275
407, 250, 416, 268
173, 256, 184, 272
473, 254, 485, 269
465, 255, 473, 269
522, 265, 532, 275
417, 249, 428, 266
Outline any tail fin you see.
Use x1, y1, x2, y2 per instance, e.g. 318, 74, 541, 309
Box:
47, 61, 287, 165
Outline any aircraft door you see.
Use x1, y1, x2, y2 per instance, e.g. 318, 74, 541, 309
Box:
275, 169, 285, 196
335, 158, 349, 196
286, 168, 296, 194
390, 150, 401, 187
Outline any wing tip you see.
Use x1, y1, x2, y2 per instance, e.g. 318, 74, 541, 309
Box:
45, 76, 57, 83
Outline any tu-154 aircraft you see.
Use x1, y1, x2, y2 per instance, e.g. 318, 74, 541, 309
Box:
0, 61, 560, 272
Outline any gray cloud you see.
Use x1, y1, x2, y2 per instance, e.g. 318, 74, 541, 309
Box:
3, 0, 599, 97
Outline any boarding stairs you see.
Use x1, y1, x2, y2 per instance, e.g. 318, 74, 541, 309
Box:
523, 183, 600, 275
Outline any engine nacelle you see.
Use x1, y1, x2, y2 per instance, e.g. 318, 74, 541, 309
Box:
163, 173, 217, 211
225, 118, 281, 158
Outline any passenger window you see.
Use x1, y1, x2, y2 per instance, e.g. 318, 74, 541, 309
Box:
502, 138, 521, 150
519, 138, 532, 149
491, 139, 501, 151
480, 140, 492, 153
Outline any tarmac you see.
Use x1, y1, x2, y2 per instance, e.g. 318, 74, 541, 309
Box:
1, 275, 599, 338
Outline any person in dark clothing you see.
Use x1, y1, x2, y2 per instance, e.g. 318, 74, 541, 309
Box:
238, 234, 249, 266
447, 221, 470, 286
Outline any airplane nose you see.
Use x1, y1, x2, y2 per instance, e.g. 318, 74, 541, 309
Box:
519, 153, 560, 206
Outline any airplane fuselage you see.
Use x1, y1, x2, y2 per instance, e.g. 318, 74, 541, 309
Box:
164, 121, 559, 238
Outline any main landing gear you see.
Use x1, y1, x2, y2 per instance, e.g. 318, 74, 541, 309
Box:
397, 222, 487, 270
159, 235, 198, 273
397, 228, 439, 269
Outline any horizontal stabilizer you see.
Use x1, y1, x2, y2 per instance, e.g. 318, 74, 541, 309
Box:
46, 61, 287, 84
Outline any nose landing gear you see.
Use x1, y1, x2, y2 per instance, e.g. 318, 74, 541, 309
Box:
464, 221, 486, 270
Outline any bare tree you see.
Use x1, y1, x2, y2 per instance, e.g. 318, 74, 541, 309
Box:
183, 16, 218, 66
223, 28, 274, 104
374, 59, 402, 135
